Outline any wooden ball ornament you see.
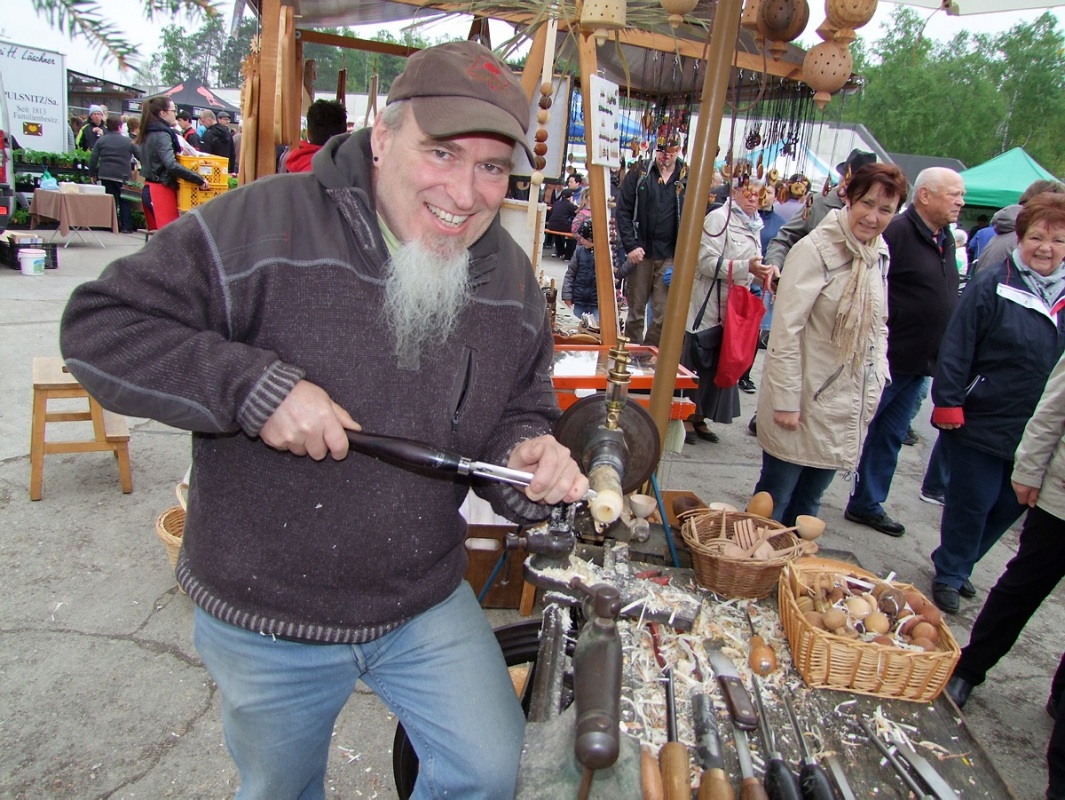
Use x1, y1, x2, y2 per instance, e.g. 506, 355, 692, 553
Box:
537, 109, 550, 124
660, 0, 699, 28
826, 0, 877, 43
757, 0, 810, 58
802, 40, 853, 109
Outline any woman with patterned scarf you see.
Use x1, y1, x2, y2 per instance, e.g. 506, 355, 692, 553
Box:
753, 164, 909, 525
928, 192, 1065, 614
686, 177, 779, 443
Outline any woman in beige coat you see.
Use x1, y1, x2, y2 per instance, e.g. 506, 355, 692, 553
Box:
685, 178, 777, 443
754, 164, 908, 524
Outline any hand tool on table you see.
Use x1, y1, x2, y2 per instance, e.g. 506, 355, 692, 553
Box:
705, 646, 759, 732
891, 737, 958, 800
782, 697, 836, 800
857, 718, 934, 800
346, 429, 597, 498
642, 745, 665, 800
692, 690, 735, 800
733, 724, 770, 800
750, 676, 802, 800
822, 754, 856, 800
659, 668, 692, 800
744, 606, 777, 676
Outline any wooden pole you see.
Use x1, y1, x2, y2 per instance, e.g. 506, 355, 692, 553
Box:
577, 31, 618, 347
647, 0, 744, 440
284, 23, 301, 146
255, 0, 281, 179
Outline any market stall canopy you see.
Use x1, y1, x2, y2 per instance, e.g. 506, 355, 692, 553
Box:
880, 0, 1061, 12
958, 147, 1059, 209
156, 77, 242, 118
246, 0, 811, 91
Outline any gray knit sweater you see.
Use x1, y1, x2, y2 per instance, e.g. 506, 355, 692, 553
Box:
61, 129, 558, 643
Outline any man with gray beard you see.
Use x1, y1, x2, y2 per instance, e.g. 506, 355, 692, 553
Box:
60, 41, 586, 800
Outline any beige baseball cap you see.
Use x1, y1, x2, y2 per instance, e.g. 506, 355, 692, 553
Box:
387, 41, 533, 162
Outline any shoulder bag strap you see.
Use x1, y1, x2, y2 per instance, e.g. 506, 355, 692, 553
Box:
693, 256, 724, 329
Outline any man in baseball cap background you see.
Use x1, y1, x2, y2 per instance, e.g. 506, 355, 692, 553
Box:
61, 39, 584, 800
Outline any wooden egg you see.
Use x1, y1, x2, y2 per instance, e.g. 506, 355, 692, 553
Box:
911, 622, 939, 643
804, 611, 825, 630
797, 596, 815, 613
873, 635, 897, 647
865, 611, 891, 635
844, 595, 871, 620
746, 491, 775, 518
827, 586, 846, 604
822, 608, 847, 630
905, 591, 927, 614
911, 637, 937, 652
921, 604, 943, 626
795, 515, 825, 540
878, 589, 906, 616
898, 616, 924, 637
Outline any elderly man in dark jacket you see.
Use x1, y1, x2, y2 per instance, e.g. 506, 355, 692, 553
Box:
615, 140, 686, 346
89, 116, 141, 233
199, 109, 235, 172
844, 167, 965, 537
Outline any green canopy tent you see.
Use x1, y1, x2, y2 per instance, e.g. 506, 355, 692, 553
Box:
959, 147, 1059, 209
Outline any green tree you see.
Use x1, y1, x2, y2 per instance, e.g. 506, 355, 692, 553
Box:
844, 7, 1065, 175
29, 0, 217, 69
151, 14, 228, 85
215, 16, 259, 87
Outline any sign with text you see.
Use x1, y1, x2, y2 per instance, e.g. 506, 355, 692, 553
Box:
1, 39, 68, 153
587, 75, 621, 169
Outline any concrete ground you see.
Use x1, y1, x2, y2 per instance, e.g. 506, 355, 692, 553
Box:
0, 232, 1057, 799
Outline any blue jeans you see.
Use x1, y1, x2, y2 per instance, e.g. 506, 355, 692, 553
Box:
754, 451, 837, 527
931, 435, 1025, 589
194, 583, 525, 800
920, 433, 950, 496
846, 373, 927, 517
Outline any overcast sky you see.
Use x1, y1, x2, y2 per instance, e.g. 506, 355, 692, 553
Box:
1, 0, 1059, 84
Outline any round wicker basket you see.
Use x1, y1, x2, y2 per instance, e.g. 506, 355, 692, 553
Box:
155, 506, 185, 571
681, 509, 804, 598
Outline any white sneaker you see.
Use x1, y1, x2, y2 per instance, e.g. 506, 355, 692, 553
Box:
920, 491, 945, 506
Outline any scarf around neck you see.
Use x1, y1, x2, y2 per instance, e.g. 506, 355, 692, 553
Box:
827, 207, 884, 372
731, 201, 764, 233
1012, 247, 1065, 310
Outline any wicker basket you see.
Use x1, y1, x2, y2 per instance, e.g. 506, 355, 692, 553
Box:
680, 510, 801, 598
155, 505, 186, 570
779, 558, 960, 703
155, 483, 188, 584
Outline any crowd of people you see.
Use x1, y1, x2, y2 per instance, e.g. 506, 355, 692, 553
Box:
542, 147, 1065, 798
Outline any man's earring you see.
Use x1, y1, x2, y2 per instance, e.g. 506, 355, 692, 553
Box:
373, 156, 379, 163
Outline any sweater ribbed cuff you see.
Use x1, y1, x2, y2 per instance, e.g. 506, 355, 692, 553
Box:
238, 362, 306, 436
932, 406, 964, 427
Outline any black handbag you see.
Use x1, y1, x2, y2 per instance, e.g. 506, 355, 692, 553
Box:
681, 257, 724, 373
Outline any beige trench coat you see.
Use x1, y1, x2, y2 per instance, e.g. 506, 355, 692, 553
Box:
1013, 350, 1065, 520
756, 213, 890, 471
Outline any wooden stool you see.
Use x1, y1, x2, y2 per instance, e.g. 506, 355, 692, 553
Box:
30, 357, 133, 500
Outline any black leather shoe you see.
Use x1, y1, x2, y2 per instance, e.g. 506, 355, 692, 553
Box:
748, 415, 758, 436
933, 583, 961, 614
692, 422, 719, 443
1048, 695, 1060, 720
959, 579, 976, 599
738, 378, 757, 394
685, 430, 698, 445
946, 675, 974, 709
844, 509, 905, 537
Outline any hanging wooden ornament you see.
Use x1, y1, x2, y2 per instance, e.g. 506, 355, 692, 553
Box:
825, 0, 877, 43
757, 0, 811, 59
660, 0, 699, 29
742, 0, 765, 49
581, 0, 626, 44
802, 40, 853, 109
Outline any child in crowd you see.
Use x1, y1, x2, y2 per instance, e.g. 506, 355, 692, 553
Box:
563, 219, 599, 325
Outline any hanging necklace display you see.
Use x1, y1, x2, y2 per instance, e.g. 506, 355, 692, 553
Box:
527, 17, 558, 229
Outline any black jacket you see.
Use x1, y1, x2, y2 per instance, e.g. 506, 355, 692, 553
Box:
563, 245, 597, 306
75, 123, 104, 152
88, 132, 140, 183
882, 204, 959, 376
201, 123, 235, 172
932, 256, 1065, 459
545, 197, 577, 233
615, 159, 686, 260
139, 121, 204, 189
181, 127, 203, 149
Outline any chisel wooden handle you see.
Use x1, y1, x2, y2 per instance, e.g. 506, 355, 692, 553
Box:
642, 745, 665, 800
660, 741, 691, 800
